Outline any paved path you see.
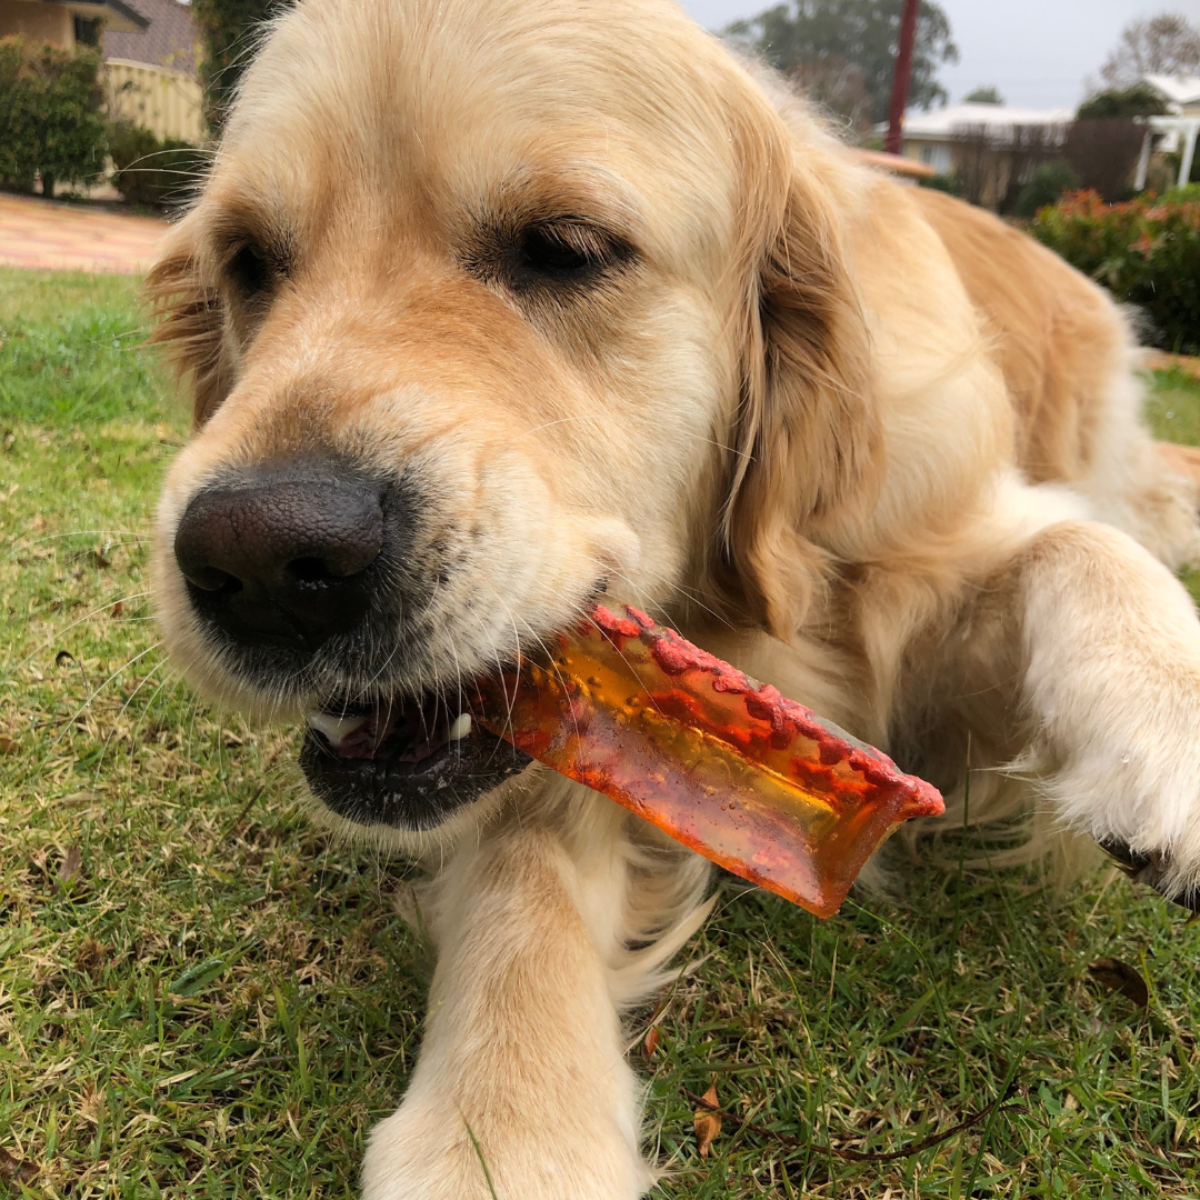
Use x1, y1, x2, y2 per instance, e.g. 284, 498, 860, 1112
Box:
0, 194, 168, 274
1146, 351, 1200, 380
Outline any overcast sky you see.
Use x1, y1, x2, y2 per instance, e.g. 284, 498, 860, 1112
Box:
680, 0, 1199, 109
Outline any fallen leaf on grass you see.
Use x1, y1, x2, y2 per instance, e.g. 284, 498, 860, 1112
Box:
58, 845, 82, 885
644, 1027, 660, 1058
694, 1082, 722, 1158
0, 735, 17, 755
75, 936, 108, 975
0, 1146, 36, 1183
111, 600, 123, 617
1088, 957, 1148, 1008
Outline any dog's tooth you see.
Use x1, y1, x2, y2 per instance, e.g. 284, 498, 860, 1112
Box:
447, 713, 472, 742
306, 711, 369, 744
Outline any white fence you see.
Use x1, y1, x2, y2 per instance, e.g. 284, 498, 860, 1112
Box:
105, 59, 205, 144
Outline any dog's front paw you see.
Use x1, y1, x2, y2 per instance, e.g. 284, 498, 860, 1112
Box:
361, 1101, 650, 1200
1099, 837, 1200, 913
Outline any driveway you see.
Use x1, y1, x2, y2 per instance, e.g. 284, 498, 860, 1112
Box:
0, 193, 168, 274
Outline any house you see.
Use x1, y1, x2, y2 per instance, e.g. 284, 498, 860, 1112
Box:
1144, 74, 1200, 118
0, 0, 147, 47
102, 0, 205, 142
1139, 74, 1200, 188
877, 101, 1073, 209
887, 101, 1074, 177
104, 0, 199, 78
0, 0, 203, 143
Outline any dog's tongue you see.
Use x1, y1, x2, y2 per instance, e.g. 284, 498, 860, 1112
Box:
469, 604, 944, 919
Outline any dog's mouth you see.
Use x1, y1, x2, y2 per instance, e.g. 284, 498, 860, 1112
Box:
298, 686, 532, 830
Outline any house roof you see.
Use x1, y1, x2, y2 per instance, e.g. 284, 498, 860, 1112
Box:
53, 0, 149, 33
883, 101, 1075, 142
103, 0, 200, 77
1144, 74, 1200, 109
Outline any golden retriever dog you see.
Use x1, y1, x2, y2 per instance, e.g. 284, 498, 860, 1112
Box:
147, 0, 1200, 1194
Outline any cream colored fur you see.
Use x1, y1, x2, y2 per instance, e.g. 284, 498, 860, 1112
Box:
145, 0, 1200, 1195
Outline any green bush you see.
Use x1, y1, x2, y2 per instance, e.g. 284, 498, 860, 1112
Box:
1031, 190, 1200, 354
0, 35, 107, 196
1163, 183, 1200, 204
191, 0, 290, 132
919, 172, 962, 197
109, 123, 205, 210
1014, 159, 1080, 219
1076, 83, 1168, 120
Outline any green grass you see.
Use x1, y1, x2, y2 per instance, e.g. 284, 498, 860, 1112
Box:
3, 266, 1200, 1198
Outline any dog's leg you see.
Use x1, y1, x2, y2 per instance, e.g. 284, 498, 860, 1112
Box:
361, 797, 698, 1200
1010, 519, 1200, 903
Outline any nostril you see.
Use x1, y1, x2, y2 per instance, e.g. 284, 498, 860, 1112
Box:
288, 556, 337, 584
172, 462, 389, 652
184, 564, 243, 594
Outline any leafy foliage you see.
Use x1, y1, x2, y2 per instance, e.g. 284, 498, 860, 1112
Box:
1099, 12, 1200, 89
0, 36, 107, 196
1164, 183, 1200, 204
726, 0, 958, 124
108, 123, 207, 211
1077, 82, 1170, 120
918, 171, 961, 196
1014, 159, 1080, 219
963, 85, 1003, 104
1032, 190, 1200, 354
189, 0, 291, 133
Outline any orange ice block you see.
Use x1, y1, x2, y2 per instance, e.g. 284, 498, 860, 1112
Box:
473, 604, 943, 918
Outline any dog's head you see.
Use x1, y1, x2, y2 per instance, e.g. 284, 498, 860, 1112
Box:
149, 0, 877, 839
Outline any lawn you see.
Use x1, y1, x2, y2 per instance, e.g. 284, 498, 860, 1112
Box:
2, 266, 1200, 1199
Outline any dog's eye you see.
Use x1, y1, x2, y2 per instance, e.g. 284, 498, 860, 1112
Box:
519, 226, 595, 277
228, 243, 273, 297
465, 217, 635, 297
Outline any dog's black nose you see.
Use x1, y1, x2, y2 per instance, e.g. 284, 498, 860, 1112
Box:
174, 462, 385, 651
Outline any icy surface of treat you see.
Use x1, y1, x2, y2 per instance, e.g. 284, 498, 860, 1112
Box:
473, 605, 944, 918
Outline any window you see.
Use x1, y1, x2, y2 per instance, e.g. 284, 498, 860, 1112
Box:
74, 16, 102, 46
918, 144, 952, 174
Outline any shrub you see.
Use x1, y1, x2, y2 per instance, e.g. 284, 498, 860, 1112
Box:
108, 123, 206, 210
0, 36, 107, 196
918, 172, 962, 197
1076, 83, 1168, 120
1031, 190, 1200, 354
191, 0, 290, 133
1163, 183, 1200, 204
1014, 159, 1080, 218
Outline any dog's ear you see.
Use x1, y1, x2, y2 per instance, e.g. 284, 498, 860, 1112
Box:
145, 217, 233, 428
721, 153, 879, 640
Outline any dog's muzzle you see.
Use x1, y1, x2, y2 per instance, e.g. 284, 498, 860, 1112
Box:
173, 456, 531, 829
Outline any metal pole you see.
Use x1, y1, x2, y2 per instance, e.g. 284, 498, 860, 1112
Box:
885, 0, 921, 156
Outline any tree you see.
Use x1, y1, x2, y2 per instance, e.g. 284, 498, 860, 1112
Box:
785, 55, 875, 137
0, 36, 107, 196
1099, 13, 1200, 89
963, 85, 1003, 104
1077, 82, 1169, 120
190, 0, 291, 133
726, 0, 959, 125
